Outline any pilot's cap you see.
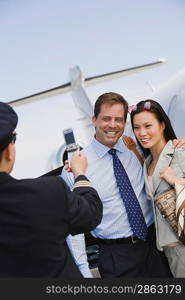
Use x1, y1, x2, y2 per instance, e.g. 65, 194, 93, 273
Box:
0, 102, 18, 151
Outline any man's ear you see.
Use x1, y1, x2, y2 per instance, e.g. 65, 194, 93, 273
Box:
92, 115, 96, 125
4, 143, 13, 161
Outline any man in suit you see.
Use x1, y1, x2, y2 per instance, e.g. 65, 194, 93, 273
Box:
0, 101, 102, 277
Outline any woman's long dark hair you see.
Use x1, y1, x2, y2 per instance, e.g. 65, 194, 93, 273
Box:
130, 99, 177, 157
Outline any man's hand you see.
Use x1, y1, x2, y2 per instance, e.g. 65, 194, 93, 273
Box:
64, 160, 71, 172
64, 152, 88, 178
160, 166, 177, 186
172, 137, 185, 149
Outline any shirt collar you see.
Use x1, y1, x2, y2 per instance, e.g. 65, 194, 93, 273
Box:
91, 136, 127, 158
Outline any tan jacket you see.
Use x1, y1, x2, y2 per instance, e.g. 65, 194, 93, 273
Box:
144, 140, 185, 250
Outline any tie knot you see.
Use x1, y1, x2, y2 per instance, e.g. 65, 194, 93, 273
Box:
108, 148, 117, 156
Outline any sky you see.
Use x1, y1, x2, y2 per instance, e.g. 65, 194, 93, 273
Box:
1, 0, 185, 101
1, 0, 185, 177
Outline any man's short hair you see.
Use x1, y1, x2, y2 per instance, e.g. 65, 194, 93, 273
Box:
94, 92, 128, 121
0, 102, 18, 154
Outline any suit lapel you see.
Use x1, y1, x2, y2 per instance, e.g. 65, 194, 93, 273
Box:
152, 141, 174, 194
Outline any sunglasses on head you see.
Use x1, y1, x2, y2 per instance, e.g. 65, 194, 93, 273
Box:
130, 101, 151, 113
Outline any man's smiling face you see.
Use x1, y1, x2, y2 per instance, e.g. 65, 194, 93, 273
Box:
92, 102, 126, 148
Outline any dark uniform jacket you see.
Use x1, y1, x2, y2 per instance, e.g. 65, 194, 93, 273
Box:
0, 173, 102, 277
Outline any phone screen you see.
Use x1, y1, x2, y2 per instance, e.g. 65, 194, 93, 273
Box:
64, 130, 75, 145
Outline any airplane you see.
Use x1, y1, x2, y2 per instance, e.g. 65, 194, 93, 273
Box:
6, 57, 181, 180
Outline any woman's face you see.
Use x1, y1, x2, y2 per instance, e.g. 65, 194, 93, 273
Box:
133, 111, 165, 149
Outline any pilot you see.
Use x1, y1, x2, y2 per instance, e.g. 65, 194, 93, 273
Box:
0, 101, 102, 277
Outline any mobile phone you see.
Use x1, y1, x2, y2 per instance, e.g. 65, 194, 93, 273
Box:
63, 128, 79, 168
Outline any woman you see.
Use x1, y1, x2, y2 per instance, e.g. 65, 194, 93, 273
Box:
130, 99, 185, 277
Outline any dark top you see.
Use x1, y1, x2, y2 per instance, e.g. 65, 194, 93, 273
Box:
0, 172, 102, 277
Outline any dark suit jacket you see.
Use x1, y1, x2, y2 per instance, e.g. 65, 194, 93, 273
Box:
0, 172, 102, 277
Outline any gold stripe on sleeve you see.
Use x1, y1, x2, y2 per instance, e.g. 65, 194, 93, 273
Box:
74, 180, 93, 189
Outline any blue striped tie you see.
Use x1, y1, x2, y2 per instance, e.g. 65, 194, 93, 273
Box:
109, 148, 148, 240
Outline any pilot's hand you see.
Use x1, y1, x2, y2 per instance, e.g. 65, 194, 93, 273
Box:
160, 166, 177, 186
172, 137, 185, 149
64, 160, 71, 172
70, 151, 88, 178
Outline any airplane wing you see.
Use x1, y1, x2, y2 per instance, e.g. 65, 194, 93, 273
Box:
8, 58, 166, 107
84, 58, 166, 85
